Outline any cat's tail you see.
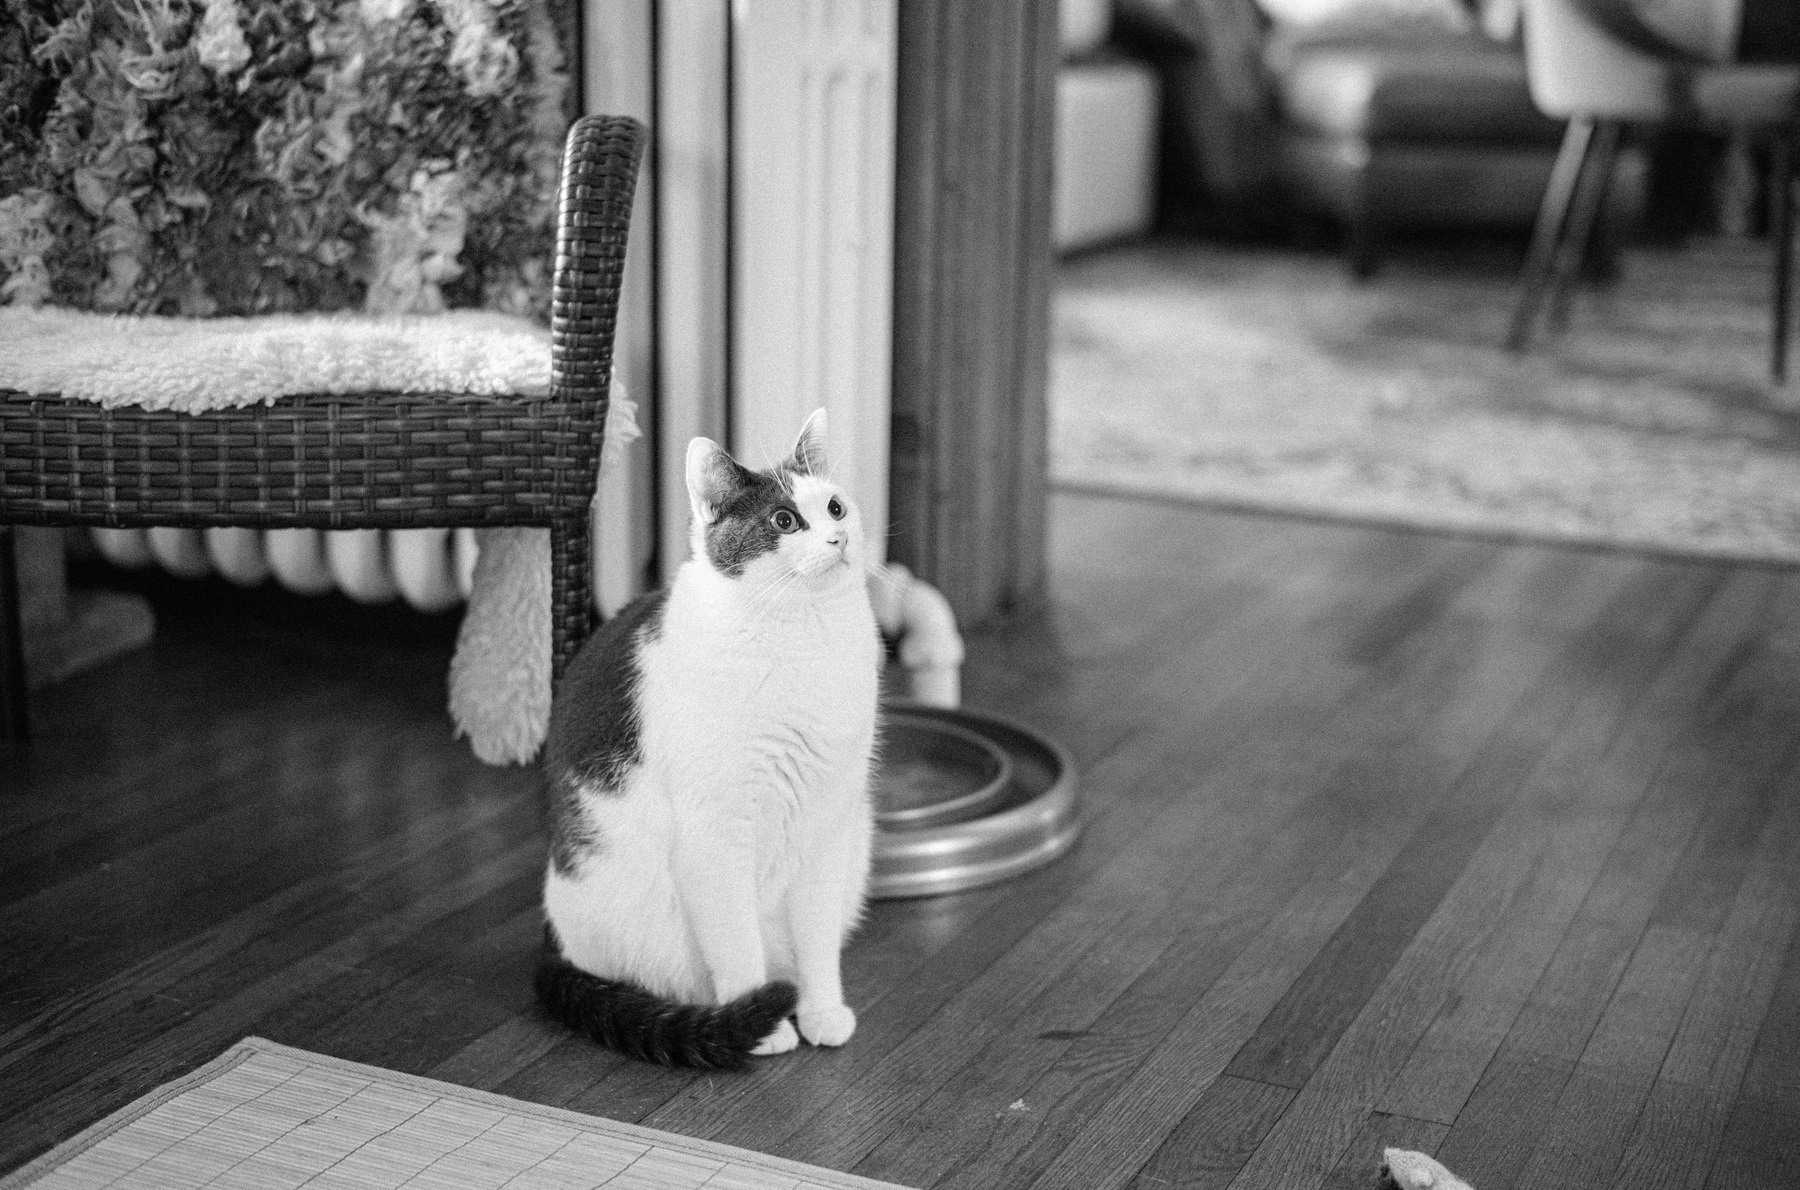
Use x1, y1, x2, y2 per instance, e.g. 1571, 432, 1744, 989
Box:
535, 929, 798, 1071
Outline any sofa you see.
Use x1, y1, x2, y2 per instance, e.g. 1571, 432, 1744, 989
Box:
1274, 23, 1570, 273
1114, 0, 1642, 273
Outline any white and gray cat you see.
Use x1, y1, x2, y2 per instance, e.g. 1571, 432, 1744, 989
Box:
536, 409, 879, 1069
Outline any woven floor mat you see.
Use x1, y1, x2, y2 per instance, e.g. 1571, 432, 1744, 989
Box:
0, 1037, 909, 1190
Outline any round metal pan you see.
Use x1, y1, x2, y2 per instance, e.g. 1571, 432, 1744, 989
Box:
870, 703, 1081, 900
874, 711, 1014, 830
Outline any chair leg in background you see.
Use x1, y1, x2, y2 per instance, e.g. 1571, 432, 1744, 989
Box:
1546, 121, 1621, 334
0, 526, 30, 752
1509, 117, 1598, 351
1771, 120, 1796, 384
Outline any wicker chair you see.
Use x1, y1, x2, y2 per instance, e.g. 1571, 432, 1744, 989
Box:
0, 114, 646, 748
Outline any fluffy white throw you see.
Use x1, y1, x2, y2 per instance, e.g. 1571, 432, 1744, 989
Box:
0, 306, 563, 409
1383, 1149, 1475, 1190
1, 305, 638, 765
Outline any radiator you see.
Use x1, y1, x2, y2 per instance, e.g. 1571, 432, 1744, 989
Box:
90, 524, 965, 707
90, 526, 479, 613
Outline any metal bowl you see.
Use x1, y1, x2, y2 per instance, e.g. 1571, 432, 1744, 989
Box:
874, 713, 1014, 830
870, 703, 1081, 900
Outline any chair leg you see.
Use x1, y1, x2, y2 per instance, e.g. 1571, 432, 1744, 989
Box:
1771, 121, 1796, 385
1509, 117, 1598, 351
0, 526, 31, 753
548, 518, 594, 684
1547, 121, 1622, 334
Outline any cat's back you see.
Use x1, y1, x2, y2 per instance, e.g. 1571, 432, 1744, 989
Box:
544, 585, 671, 788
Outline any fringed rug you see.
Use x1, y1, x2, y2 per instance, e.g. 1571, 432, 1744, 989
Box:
0, 1038, 908, 1190
1051, 236, 1800, 564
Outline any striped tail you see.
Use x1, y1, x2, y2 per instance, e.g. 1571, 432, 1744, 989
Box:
535, 931, 797, 1071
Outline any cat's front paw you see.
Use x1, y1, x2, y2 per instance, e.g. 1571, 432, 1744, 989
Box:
752, 1019, 799, 1056
798, 1003, 856, 1047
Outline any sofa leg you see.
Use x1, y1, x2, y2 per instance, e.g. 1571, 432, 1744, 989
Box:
0, 526, 30, 753
1509, 117, 1598, 351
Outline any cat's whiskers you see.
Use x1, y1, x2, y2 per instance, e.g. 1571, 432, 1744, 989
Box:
747, 568, 805, 615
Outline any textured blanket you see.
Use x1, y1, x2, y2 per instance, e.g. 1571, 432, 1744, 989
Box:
0, 306, 560, 411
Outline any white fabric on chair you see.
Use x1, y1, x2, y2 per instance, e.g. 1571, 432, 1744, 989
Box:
0, 307, 560, 411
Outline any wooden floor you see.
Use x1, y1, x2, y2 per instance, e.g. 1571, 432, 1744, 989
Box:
4, 492, 1798, 1189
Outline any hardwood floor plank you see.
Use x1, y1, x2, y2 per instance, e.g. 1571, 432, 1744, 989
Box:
0, 771, 538, 1106
296, 901, 548, 1074
1318, 1112, 1450, 1190
1701, 915, 1800, 1190
1020, 558, 1734, 1190
0, 842, 543, 1172
1127, 1077, 1294, 1190
1508, 725, 1796, 1190
1239, 577, 1797, 1190
974, 521, 1494, 771
0, 713, 479, 1020
0, 642, 320, 823
913, 556, 1696, 1190
2, 584, 454, 822
844, 547, 1628, 1190
1424, 579, 1800, 1190
1607, 771, 1800, 1189
494, 1034, 636, 1112
1373, 569, 1759, 1125
0, 685, 359, 904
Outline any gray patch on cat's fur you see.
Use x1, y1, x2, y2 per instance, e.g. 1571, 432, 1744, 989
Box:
544, 587, 670, 875
704, 465, 806, 578
548, 776, 606, 876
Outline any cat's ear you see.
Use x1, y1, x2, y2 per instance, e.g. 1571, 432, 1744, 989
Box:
788, 408, 829, 476
686, 437, 745, 522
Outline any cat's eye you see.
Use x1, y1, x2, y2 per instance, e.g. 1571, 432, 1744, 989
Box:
770, 508, 801, 533
827, 497, 845, 520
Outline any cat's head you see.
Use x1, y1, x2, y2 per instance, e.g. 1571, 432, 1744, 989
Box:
685, 408, 865, 589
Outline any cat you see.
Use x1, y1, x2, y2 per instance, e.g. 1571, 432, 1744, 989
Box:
535, 408, 880, 1069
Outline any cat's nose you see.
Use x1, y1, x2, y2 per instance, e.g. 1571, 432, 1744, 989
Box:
825, 530, 846, 548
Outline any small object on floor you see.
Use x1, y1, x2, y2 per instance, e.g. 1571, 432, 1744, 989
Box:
1382, 1147, 1475, 1190
0, 1037, 912, 1189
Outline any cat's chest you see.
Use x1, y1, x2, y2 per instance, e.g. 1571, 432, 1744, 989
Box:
644, 604, 879, 731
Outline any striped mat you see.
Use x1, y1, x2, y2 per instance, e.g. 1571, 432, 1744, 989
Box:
0, 1038, 909, 1190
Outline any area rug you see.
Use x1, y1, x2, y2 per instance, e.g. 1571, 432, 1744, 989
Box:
0, 1038, 907, 1190
1051, 236, 1800, 564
